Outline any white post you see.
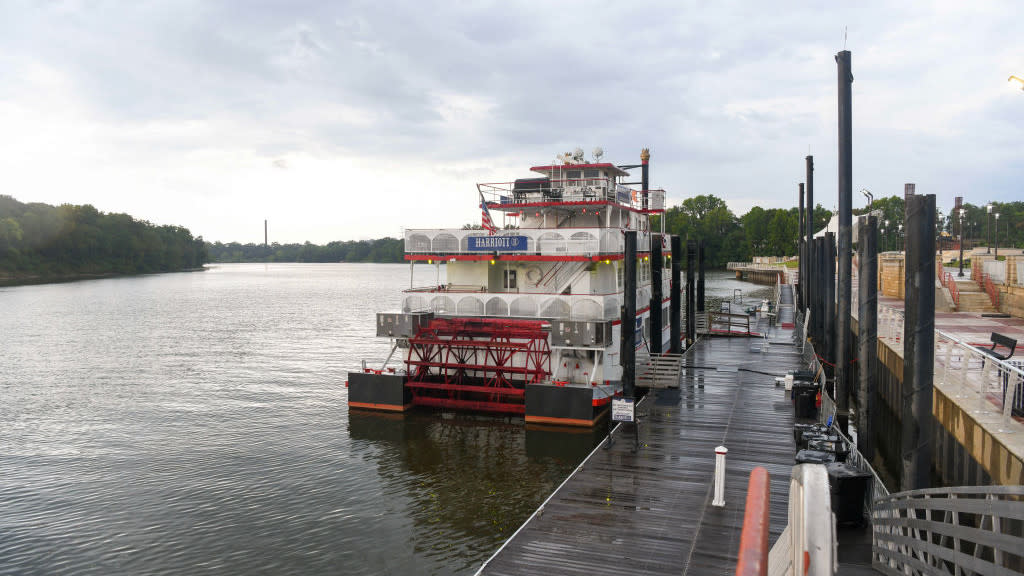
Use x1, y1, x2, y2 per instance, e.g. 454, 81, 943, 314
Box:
957, 344, 970, 398
941, 338, 952, 385
712, 446, 728, 507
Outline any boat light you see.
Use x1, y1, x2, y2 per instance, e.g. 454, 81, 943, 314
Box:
427, 259, 433, 264
490, 259, 496, 265
604, 259, 610, 265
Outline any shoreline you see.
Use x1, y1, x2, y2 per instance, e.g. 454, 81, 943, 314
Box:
0, 267, 207, 288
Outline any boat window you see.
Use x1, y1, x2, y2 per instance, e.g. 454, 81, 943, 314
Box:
566, 170, 581, 181
583, 169, 599, 178
503, 269, 517, 290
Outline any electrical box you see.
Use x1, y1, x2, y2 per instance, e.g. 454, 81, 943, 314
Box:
550, 320, 611, 347
376, 311, 433, 338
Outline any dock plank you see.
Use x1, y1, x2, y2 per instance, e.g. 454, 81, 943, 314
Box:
478, 335, 805, 576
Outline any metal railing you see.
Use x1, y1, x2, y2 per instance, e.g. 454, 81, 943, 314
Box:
478, 178, 666, 212
940, 270, 962, 307
872, 485, 1024, 575
404, 227, 652, 256
876, 302, 1024, 429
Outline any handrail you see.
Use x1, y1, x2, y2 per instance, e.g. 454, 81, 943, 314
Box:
735, 467, 770, 576
876, 302, 1024, 430
940, 271, 961, 306
983, 272, 1001, 309
872, 485, 1024, 574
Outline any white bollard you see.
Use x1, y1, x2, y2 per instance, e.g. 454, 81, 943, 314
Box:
712, 445, 728, 507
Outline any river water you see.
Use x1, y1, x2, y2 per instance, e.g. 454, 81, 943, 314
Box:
0, 263, 768, 575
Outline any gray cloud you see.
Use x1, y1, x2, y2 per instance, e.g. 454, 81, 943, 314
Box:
0, 0, 1021, 243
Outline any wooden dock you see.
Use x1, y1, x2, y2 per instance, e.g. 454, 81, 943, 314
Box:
477, 332, 805, 575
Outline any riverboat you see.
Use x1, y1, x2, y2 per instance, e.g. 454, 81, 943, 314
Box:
349, 149, 669, 426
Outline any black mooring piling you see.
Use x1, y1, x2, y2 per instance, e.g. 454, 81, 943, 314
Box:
857, 215, 878, 460
798, 183, 805, 310
650, 234, 663, 355
824, 232, 836, 383
670, 235, 682, 353
901, 194, 936, 491
697, 240, 705, 313
805, 155, 814, 319
835, 49, 853, 434
622, 231, 637, 400
685, 239, 696, 347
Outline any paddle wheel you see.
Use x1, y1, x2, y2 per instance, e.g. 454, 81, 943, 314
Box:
405, 317, 551, 414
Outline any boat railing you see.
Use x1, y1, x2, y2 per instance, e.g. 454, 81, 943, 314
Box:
402, 291, 629, 322
478, 179, 665, 212
405, 227, 652, 256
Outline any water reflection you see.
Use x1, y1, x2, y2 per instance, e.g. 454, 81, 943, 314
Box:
347, 410, 601, 573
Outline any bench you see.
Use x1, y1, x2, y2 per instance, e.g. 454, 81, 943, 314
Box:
975, 332, 1017, 361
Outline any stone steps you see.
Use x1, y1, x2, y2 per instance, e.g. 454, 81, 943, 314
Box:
957, 290, 998, 313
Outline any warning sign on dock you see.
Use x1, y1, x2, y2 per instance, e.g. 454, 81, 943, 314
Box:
611, 398, 634, 423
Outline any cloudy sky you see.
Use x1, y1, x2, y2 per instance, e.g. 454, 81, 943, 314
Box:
1, 1, 1020, 244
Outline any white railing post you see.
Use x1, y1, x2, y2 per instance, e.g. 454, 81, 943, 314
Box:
976, 358, 995, 418
999, 364, 1017, 434
941, 338, 953, 386
712, 446, 728, 507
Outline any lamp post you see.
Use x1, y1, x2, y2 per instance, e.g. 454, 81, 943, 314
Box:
897, 223, 904, 252
884, 219, 890, 252
995, 212, 1000, 258
958, 209, 965, 277
987, 204, 993, 253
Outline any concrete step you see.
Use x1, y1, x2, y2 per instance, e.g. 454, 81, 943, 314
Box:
957, 291, 997, 313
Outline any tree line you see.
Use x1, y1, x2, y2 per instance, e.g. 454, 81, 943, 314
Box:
656, 195, 1023, 268
205, 238, 404, 263
0, 195, 207, 280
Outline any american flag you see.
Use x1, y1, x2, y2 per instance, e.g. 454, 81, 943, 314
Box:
479, 191, 497, 235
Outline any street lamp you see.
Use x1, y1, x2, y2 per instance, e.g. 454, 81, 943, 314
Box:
860, 188, 873, 208
898, 223, 904, 252
987, 204, 993, 253
995, 212, 1000, 258
884, 219, 890, 251
958, 209, 965, 277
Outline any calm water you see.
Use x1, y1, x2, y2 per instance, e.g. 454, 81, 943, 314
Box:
0, 263, 765, 575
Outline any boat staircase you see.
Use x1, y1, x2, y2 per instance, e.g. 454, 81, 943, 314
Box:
533, 261, 589, 293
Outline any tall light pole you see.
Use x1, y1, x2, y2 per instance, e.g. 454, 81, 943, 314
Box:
986, 204, 993, 253
958, 209, 965, 277
995, 212, 1000, 258
898, 223, 904, 252
884, 219, 890, 251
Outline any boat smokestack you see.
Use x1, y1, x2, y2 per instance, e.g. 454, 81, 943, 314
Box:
264, 219, 268, 246
641, 148, 650, 211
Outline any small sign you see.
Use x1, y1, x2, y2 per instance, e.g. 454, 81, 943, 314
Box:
611, 397, 635, 422
467, 235, 528, 252
616, 185, 632, 204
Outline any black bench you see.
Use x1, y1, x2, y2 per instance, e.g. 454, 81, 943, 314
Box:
975, 332, 1017, 361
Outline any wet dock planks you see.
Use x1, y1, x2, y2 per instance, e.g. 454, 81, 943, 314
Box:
478, 334, 805, 576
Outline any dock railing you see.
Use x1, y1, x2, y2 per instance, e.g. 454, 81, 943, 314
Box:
876, 303, 1024, 429
872, 485, 1024, 575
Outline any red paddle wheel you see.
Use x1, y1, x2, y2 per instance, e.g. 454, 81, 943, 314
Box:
405, 317, 550, 414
